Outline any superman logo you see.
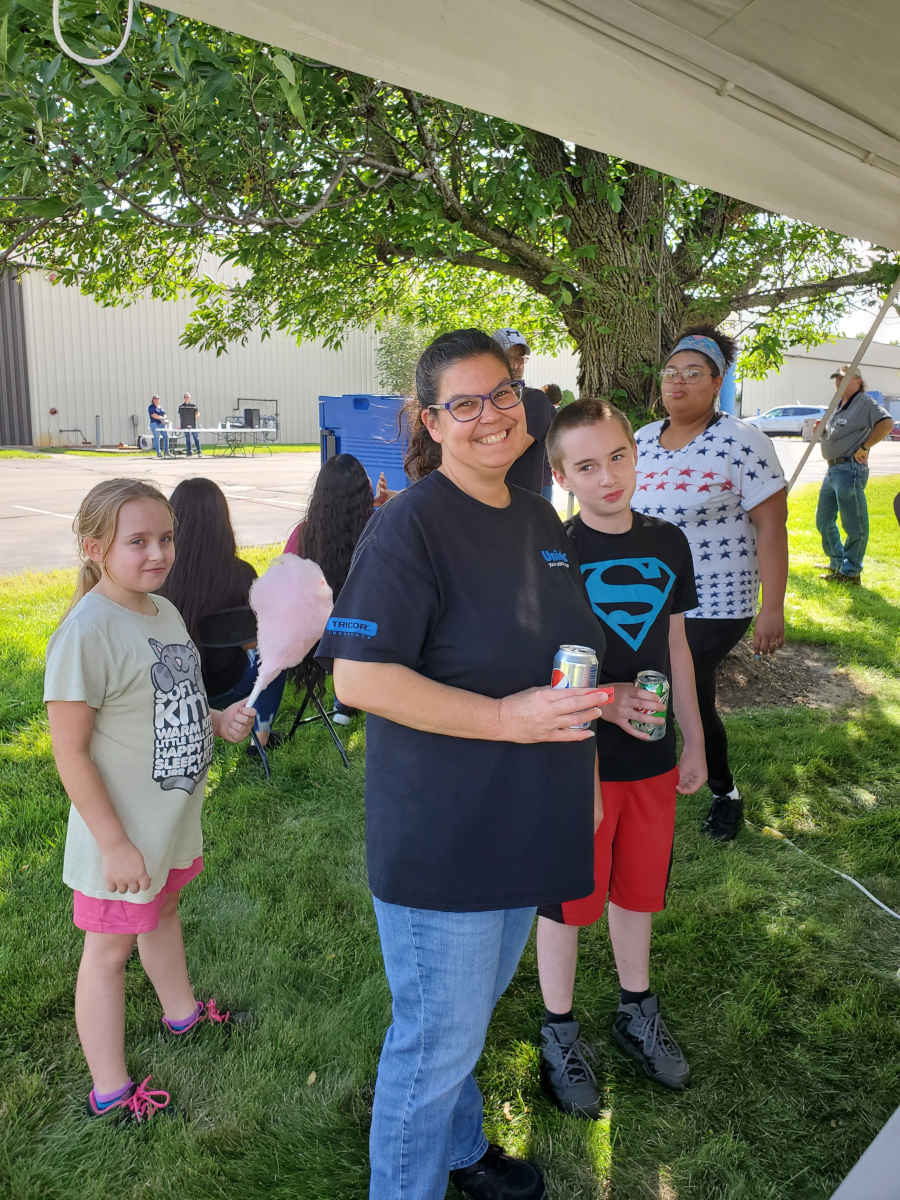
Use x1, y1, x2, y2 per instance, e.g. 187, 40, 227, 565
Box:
581, 557, 675, 650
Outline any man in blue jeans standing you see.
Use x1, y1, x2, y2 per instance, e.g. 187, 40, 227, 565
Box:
816, 365, 892, 585
147, 394, 169, 457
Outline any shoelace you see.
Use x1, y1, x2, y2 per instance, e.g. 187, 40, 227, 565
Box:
125, 1076, 170, 1122
631, 1009, 679, 1059
558, 1036, 598, 1085
205, 998, 230, 1023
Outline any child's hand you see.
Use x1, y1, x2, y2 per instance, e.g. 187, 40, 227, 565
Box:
598, 683, 665, 739
676, 744, 707, 794
102, 838, 151, 894
214, 700, 256, 743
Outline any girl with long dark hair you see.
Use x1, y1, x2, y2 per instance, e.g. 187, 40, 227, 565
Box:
162, 478, 286, 748
284, 453, 376, 723
284, 453, 375, 598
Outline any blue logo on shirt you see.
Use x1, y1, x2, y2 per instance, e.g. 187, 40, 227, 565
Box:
581, 558, 675, 650
326, 616, 378, 639
541, 549, 570, 567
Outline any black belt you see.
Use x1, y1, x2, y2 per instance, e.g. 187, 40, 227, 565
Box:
826, 455, 854, 467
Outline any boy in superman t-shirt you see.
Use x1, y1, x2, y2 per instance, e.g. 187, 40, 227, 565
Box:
536, 399, 706, 1113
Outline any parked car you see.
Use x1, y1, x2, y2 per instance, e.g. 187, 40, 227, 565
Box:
744, 405, 828, 436
888, 420, 900, 442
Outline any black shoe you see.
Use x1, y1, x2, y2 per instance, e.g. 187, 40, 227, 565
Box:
701, 788, 743, 841
612, 994, 690, 1090
831, 571, 861, 586
450, 1144, 547, 1199
539, 1019, 602, 1118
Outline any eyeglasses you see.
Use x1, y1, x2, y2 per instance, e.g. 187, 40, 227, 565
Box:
660, 367, 712, 384
429, 379, 525, 423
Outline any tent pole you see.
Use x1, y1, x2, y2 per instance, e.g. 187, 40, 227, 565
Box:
787, 272, 900, 492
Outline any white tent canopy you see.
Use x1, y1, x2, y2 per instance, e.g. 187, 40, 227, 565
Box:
167, 0, 900, 250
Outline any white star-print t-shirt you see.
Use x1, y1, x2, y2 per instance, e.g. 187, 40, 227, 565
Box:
633, 413, 785, 620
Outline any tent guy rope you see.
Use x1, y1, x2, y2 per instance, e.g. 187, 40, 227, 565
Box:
52, 0, 135, 67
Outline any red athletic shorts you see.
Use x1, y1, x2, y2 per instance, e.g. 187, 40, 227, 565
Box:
539, 768, 678, 925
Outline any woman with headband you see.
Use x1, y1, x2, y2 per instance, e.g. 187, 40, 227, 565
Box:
633, 325, 788, 842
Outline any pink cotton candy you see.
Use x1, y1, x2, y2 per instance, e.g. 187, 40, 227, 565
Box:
245, 555, 333, 708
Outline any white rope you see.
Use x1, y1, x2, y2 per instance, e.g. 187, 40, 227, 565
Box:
756, 823, 900, 922
52, 0, 135, 67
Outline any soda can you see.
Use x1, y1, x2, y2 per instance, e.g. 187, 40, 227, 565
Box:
551, 644, 599, 729
630, 669, 670, 740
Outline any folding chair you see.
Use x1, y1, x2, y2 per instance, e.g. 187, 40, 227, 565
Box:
195, 606, 272, 780
286, 649, 350, 769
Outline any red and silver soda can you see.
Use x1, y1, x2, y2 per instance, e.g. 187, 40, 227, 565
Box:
551, 644, 599, 729
630, 669, 669, 740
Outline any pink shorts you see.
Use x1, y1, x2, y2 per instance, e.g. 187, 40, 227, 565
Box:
73, 857, 203, 935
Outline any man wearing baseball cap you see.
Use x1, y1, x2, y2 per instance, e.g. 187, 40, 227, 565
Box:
492, 329, 555, 497
815, 365, 892, 584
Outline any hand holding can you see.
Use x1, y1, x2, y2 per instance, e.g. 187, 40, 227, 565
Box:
629, 669, 669, 740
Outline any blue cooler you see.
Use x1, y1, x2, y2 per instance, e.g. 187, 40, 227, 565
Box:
319, 394, 411, 493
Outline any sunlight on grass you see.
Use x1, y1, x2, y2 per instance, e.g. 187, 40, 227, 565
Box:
0, 479, 897, 1199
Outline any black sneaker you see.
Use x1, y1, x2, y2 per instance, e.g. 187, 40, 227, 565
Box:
539, 1019, 602, 1118
701, 787, 743, 841
450, 1144, 547, 1199
612, 994, 690, 1090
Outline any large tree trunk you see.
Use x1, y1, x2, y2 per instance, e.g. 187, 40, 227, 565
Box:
556, 160, 688, 413
567, 275, 686, 413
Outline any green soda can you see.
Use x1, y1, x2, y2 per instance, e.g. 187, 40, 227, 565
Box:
630, 669, 669, 740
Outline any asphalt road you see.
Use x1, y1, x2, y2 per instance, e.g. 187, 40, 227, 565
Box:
2, 439, 898, 575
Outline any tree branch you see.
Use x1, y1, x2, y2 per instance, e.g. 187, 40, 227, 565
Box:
727, 265, 897, 311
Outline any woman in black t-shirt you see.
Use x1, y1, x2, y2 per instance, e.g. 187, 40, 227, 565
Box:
317, 329, 607, 1200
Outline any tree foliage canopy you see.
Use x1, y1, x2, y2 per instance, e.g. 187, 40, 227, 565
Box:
1, 1, 897, 406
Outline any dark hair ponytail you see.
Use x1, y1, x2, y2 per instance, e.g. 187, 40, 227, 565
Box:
403, 328, 511, 481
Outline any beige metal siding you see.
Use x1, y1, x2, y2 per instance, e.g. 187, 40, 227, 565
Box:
741, 339, 900, 416
21, 272, 379, 446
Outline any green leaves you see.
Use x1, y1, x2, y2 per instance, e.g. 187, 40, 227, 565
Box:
278, 77, 306, 128
88, 67, 124, 96
272, 53, 295, 86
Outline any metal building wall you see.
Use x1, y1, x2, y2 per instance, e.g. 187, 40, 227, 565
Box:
0, 271, 32, 445
20, 272, 379, 447
740, 338, 900, 416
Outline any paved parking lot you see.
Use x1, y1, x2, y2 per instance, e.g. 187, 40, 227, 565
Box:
0, 450, 320, 574
1, 439, 898, 575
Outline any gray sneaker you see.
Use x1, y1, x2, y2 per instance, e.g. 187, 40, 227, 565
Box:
539, 1019, 602, 1118
612, 994, 690, 1090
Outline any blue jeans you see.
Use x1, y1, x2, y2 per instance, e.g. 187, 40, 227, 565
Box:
185, 431, 201, 455
369, 899, 536, 1200
816, 460, 870, 576
151, 425, 168, 456
210, 648, 286, 736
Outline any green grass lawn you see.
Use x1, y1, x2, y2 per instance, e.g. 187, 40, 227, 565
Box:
1, 481, 898, 1199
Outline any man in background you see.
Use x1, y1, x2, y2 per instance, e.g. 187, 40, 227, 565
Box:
179, 392, 202, 456
816, 365, 892, 585
147, 393, 168, 458
492, 329, 555, 498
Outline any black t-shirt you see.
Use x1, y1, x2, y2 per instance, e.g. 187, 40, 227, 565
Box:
317, 470, 605, 911
566, 512, 697, 781
506, 386, 554, 494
